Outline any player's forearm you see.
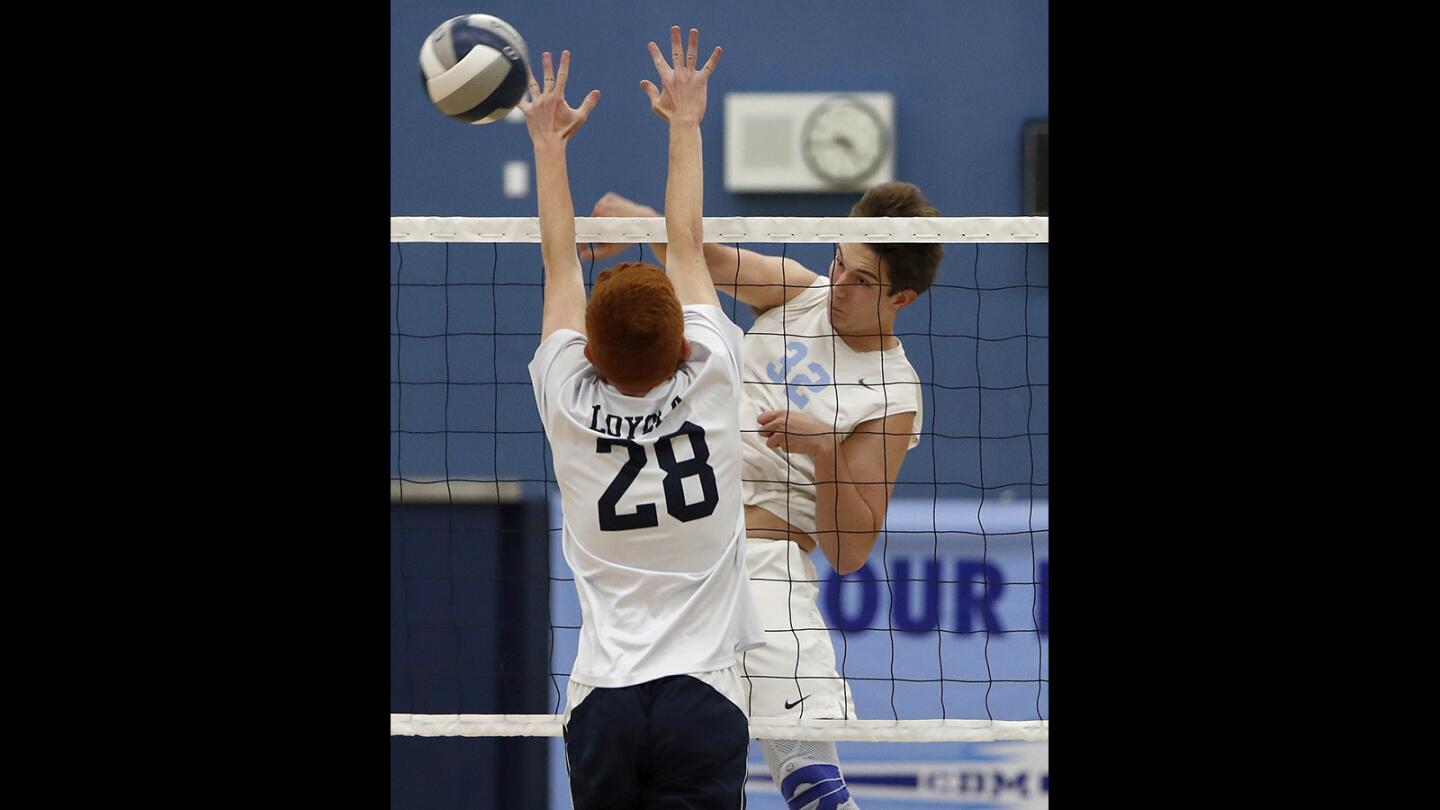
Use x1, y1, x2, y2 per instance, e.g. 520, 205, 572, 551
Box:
811, 448, 881, 575
535, 142, 581, 271
664, 122, 704, 270
534, 142, 586, 336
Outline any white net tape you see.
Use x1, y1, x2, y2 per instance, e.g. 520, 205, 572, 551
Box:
391, 714, 1049, 742
390, 216, 1048, 244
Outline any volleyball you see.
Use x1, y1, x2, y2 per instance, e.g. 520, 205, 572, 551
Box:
419, 14, 531, 125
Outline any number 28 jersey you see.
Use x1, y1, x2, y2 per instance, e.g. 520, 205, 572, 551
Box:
529, 305, 764, 689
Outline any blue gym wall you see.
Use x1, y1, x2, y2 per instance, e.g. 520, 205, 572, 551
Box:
393, 0, 1048, 218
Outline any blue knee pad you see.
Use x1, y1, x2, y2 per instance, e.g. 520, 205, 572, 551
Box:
780, 763, 851, 810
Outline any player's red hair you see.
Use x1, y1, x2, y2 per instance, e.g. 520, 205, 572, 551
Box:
586, 262, 685, 389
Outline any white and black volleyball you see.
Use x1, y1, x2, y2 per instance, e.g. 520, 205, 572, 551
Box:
420, 14, 531, 125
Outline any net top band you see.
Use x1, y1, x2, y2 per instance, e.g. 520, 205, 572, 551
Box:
390, 216, 1048, 244
390, 713, 1050, 742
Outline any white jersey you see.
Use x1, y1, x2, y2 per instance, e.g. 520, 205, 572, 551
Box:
530, 305, 764, 689
740, 275, 923, 537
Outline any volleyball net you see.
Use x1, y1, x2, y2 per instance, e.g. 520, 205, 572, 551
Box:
391, 215, 1048, 742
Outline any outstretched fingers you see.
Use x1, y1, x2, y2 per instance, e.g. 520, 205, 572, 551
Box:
555, 50, 570, 93
700, 45, 723, 75
575, 88, 601, 120
647, 40, 671, 81
520, 60, 540, 107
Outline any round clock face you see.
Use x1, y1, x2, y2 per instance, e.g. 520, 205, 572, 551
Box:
801, 96, 890, 186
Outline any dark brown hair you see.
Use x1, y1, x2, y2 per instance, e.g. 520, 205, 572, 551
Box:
851, 181, 944, 297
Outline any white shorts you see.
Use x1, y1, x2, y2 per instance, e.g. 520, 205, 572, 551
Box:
739, 537, 858, 721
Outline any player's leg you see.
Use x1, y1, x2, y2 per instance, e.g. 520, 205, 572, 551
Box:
757, 739, 860, 810
741, 538, 862, 808
739, 538, 858, 720
637, 674, 749, 809
563, 685, 646, 809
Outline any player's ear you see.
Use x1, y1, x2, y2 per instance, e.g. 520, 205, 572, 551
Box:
584, 344, 595, 364
891, 289, 918, 310
678, 340, 692, 363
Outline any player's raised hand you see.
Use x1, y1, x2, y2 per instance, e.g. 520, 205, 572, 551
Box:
757, 409, 838, 458
641, 26, 722, 126
517, 49, 601, 146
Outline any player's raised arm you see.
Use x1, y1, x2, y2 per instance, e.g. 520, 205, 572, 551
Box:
579, 192, 820, 311
640, 26, 726, 308
516, 49, 601, 341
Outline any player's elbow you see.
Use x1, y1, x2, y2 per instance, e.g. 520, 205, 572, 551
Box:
833, 536, 879, 575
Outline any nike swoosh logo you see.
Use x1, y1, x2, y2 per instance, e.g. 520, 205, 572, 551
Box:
784, 695, 811, 710
858, 379, 874, 390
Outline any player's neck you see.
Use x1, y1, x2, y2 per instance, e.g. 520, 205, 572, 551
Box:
605, 378, 659, 397
836, 317, 899, 352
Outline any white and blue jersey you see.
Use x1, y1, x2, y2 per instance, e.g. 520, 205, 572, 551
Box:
739, 275, 924, 537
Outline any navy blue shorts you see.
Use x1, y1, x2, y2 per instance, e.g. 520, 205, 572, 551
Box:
563, 674, 749, 809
